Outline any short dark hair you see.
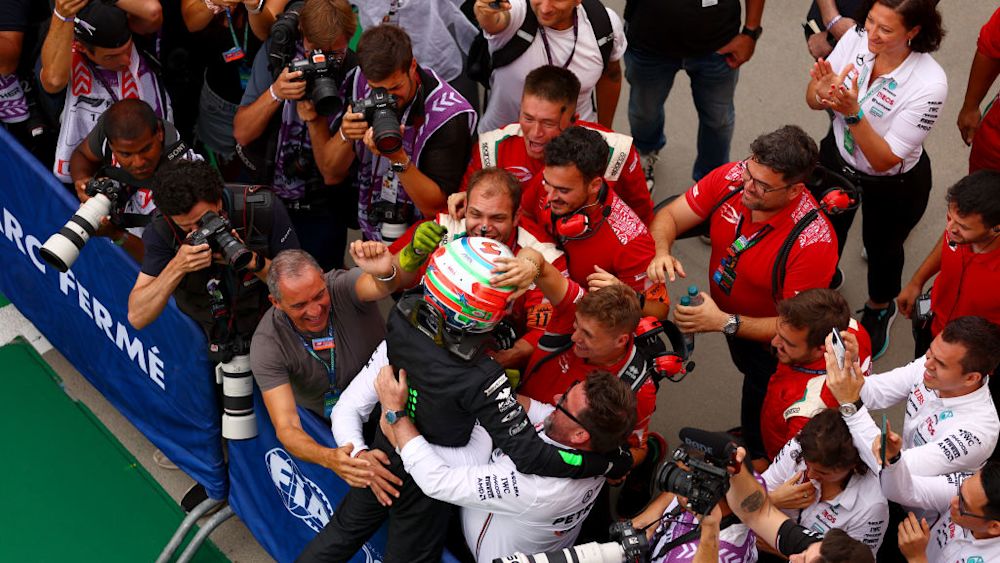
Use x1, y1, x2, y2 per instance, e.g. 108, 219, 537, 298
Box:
777, 289, 851, 349
523, 65, 580, 110
794, 409, 867, 475
103, 99, 159, 143
979, 461, 1000, 521
940, 317, 1000, 376
857, 0, 944, 53
467, 168, 521, 215
544, 126, 607, 183
151, 160, 224, 216
357, 24, 413, 82
749, 125, 819, 185
945, 170, 1000, 229
299, 0, 356, 51
818, 528, 874, 562
578, 371, 637, 454
577, 284, 641, 337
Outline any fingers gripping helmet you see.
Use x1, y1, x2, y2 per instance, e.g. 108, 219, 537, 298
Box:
422, 237, 517, 333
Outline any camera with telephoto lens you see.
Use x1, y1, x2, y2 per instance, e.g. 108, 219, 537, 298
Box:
288, 49, 344, 116
353, 87, 403, 155
267, 1, 303, 78
210, 333, 257, 440
492, 521, 648, 563
655, 428, 737, 516
367, 199, 413, 242
40, 177, 131, 272
186, 211, 254, 271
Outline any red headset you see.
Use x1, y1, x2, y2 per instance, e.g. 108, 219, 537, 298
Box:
810, 166, 861, 215
634, 316, 694, 383
553, 184, 611, 242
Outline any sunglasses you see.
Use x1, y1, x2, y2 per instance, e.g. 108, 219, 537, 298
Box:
554, 380, 593, 435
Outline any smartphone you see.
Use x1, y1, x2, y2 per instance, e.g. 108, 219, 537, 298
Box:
880, 414, 888, 467
830, 328, 846, 369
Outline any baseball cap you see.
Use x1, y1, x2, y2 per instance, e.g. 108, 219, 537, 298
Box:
75, 2, 131, 49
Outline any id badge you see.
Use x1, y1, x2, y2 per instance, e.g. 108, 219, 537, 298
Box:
380, 170, 399, 203
223, 47, 245, 63
843, 127, 856, 155
323, 388, 342, 418
312, 336, 335, 351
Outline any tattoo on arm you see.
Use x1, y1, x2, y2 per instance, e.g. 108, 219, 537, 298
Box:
741, 491, 764, 513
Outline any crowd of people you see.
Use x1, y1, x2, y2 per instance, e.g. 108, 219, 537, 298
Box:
4, 0, 1000, 561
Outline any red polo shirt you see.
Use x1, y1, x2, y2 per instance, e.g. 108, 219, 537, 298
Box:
687, 162, 838, 318
970, 7, 1000, 173
760, 321, 873, 460
519, 280, 657, 449
930, 230, 1000, 336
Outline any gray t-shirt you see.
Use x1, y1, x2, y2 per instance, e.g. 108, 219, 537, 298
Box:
250, 268, 386, 418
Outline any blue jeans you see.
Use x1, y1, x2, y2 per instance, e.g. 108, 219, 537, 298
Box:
625, 48, 738, 181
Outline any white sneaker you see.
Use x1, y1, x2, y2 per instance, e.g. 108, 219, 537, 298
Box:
640, 151, 658, 193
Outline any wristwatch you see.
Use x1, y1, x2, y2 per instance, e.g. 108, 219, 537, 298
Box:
721, 314, 741, 337
390, 157, 411, 174
741, 26, 763, 41
385, 409, 408, 424
844, 108, 864, 125
838, 398, 864, 417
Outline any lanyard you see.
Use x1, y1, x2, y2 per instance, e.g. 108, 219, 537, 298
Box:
791, 365, 827, 375
538, 11, 579, 69
286, 313, 340, 416
223, 8, 249, 62
713, 215, 773, 294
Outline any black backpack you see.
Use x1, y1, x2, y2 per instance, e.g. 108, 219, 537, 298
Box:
462, 0, 615, 88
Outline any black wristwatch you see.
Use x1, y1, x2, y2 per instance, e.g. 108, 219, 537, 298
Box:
741, 26, 763, 41
390, 157, 411, 174
385, 409, 408, 424
838, 398, 864, 417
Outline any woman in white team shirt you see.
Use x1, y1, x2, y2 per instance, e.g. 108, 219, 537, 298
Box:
805, 0, 946, 359
762, 409, 889, 554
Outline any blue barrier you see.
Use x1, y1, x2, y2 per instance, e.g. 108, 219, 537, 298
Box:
0, 127, 227, 500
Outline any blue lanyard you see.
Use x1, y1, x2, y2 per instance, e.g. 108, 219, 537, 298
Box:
791, 365, 827, 375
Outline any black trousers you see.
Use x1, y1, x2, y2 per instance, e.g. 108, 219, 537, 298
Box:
815, 131, 933, 304
296, 429, 455, 563
725, 336, 778, 460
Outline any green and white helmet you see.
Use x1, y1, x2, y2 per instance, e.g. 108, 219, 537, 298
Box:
422, 236, 517, 333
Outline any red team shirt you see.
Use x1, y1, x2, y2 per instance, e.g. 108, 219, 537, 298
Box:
686, 162, 839, 318
970, 7, 1000, 173
461, 120, 654, 225
518, 280, 657, 449
760, 321, 873, 460
930, 229, 1000, 336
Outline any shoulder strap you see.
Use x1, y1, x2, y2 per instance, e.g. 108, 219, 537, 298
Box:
519, 333, 572, 387
581, 0, 614, 68
491, 5, 539, 69
771, 208, 821, 303
225, 184, 275, 249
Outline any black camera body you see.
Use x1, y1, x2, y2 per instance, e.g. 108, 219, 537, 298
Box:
655, 428, 736, 516
288, 49, 344, 116
85, 176, 130, 222
354, 87, 403, 154
367, 199, 413, 242
268, 1, 303, 78
186, 211, 253, 271
608, 521, 649, 563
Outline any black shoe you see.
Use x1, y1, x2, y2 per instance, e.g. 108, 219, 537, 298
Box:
829, 268, 844, 290
860, 301, 897, 360
181, 483, 208, 513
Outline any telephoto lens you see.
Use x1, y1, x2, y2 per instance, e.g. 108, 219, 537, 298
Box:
40, 194, 114, 272
218, 354, 258, 440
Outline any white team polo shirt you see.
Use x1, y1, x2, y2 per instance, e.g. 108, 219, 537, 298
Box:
825, 27, 947, 175
763, 438, 889, 552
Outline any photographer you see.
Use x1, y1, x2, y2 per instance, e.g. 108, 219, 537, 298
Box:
316, 24, 476, 242
233, 0, 357, 271
40, 0, 170, 183
69, 99, 199, 260
127, 160, 298, 344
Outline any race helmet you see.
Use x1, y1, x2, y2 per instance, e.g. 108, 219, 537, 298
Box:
422, 236, 517, 333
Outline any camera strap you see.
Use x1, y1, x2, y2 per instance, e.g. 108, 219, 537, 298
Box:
650, 508, 740, 560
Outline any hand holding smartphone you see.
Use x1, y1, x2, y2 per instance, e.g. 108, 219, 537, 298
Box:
880, 414, 888, 467
830, 328, 846, 370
